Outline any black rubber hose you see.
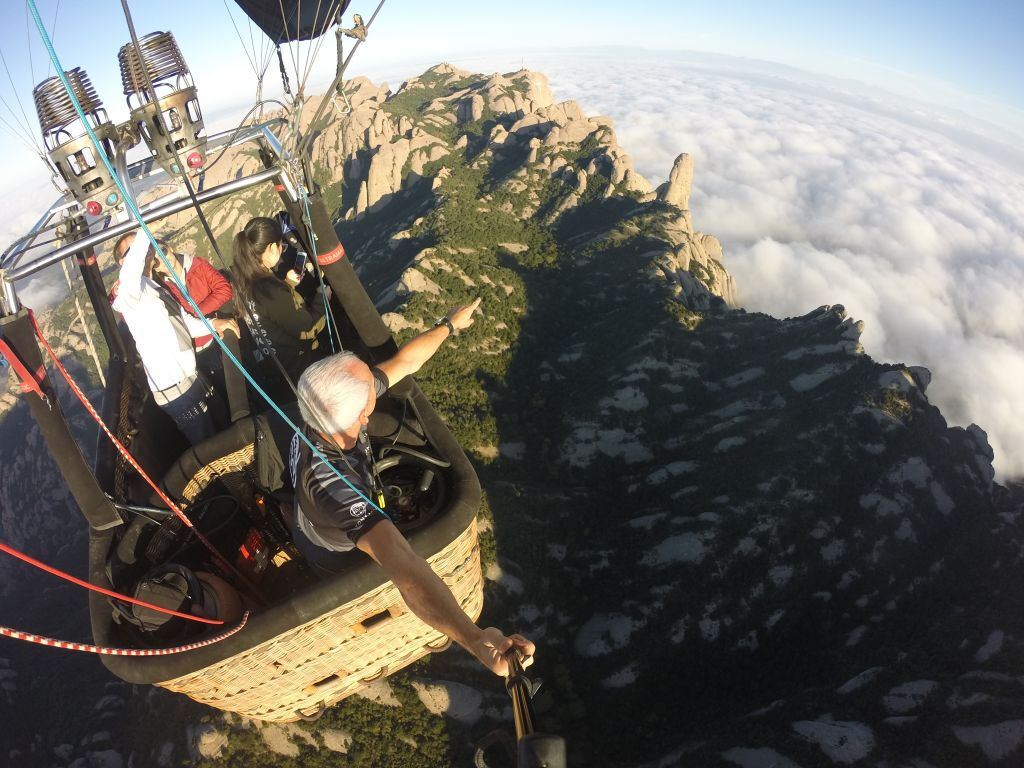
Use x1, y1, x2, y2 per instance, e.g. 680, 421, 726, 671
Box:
377, 444, 451, 469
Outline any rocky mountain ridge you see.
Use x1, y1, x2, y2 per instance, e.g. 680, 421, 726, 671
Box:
0, 63, 1021, 767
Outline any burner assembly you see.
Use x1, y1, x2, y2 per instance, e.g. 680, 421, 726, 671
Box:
33, 68, 122, 217
31, 31, 208, 219
118, 31, 208, 178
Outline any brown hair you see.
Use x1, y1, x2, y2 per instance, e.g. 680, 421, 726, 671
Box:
231, 216, 283, 309
112, 233, 172, 276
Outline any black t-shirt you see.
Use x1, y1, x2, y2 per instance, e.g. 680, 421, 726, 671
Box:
245, 277, 326, 380
289, 368, 390, 552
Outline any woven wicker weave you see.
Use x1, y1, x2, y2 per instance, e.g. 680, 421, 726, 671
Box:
180, 443, 255, 503
157, 518, 483, 721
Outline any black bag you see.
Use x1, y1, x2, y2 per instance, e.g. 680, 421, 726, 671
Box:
112, 564, 205, 642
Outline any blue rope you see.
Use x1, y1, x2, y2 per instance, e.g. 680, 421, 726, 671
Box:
27, 0, 390, 522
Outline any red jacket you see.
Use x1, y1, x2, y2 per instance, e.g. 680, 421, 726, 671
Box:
165, 254, 233, 349
108, 253, 232, 349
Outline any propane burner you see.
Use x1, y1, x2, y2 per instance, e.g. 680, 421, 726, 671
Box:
118, 31, 207, 178
33, 68, 121, 215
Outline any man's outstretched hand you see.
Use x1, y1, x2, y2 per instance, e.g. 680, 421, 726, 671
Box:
467, 626, 535, 677
447, 297, 482, 333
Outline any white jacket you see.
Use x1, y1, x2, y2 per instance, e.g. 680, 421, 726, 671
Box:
111, 234, 210, 394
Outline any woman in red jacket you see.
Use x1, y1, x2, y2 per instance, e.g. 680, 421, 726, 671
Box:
153, 247, 234, 385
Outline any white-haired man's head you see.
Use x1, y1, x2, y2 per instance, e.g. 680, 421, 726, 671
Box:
297, 352, 377, 444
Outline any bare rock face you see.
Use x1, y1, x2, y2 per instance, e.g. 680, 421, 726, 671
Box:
329, 66, 723, 317
481, 71, 554, 116
657, 232, 738, 309
527, 137, 541, 164
397, 266, 440, 296
361, 138, 412, 213
488, 124, 509, 146
457, 94, 484, 123
658, 152, 694, 209
409, 144, 449, 177
192, 726, 228, 760
368, 109, 396, 149
426, 62, 471, 77
623, 168, 653, 195
343, 76, 389, 109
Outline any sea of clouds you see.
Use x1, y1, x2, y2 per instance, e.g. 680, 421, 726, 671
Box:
510, 51, 1024, 479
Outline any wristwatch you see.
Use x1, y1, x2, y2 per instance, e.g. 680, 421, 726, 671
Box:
433, 316, 457, 337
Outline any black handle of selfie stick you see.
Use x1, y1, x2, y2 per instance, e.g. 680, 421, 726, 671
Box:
504, 652, 567, 768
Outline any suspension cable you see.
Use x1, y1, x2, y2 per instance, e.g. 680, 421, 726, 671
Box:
299, 0, 387, 158
0, 612, 249, 656
24, 4, 36, 90
0, 538, 224, 626
44, 0, 61, 79
300, 1, 343, 94
0, 47, 39, 148
27, 0, 393, 529
298, 190, 341, 352
221, 0, 260, 77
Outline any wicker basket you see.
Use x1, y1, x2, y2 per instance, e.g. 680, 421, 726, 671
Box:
156, 518, 483, 721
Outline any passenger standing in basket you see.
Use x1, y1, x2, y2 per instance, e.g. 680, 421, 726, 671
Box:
152, 244, 233, 387
112, 232, 237, 445
289, 299, 534, 675
231, 216, 326, 388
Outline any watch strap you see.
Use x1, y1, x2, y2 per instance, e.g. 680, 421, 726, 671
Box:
434, 316, 457, 337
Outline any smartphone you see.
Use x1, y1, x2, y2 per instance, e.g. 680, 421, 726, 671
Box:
294, 250, 309, 274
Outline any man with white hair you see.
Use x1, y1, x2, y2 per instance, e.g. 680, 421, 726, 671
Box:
289, 298, 534, 676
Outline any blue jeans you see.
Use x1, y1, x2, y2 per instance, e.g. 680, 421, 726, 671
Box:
159, 377, 216, 445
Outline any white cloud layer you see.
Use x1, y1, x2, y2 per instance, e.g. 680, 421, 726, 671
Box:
530, 52, 1024, 479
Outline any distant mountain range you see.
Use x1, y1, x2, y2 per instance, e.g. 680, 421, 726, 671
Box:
1, 63, 1022, 767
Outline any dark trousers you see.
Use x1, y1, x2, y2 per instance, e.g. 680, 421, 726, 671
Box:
287, 511, 357, 576
196, 343, 224, 388
159, 377, 217, 445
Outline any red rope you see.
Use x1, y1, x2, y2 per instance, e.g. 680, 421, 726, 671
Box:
26, 310, 265, 604
0, 539, 223, 626
0, 336, 46, 400
0, 611, 249, 656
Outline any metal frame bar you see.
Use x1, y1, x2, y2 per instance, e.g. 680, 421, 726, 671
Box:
6, 165, 283, 282
0, 118, 286, 271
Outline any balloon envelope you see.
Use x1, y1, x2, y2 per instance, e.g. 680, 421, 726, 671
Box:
233, 0, 352, 43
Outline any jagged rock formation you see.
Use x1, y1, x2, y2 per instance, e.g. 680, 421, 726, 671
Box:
295, 64, 736, 311
310, 65, 1020, 766
657, 151, 693, 210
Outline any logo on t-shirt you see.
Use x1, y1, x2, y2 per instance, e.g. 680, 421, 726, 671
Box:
349, 501, 369, 521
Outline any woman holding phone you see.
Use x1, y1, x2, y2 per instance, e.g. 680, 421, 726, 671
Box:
231, 216, 327, 391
